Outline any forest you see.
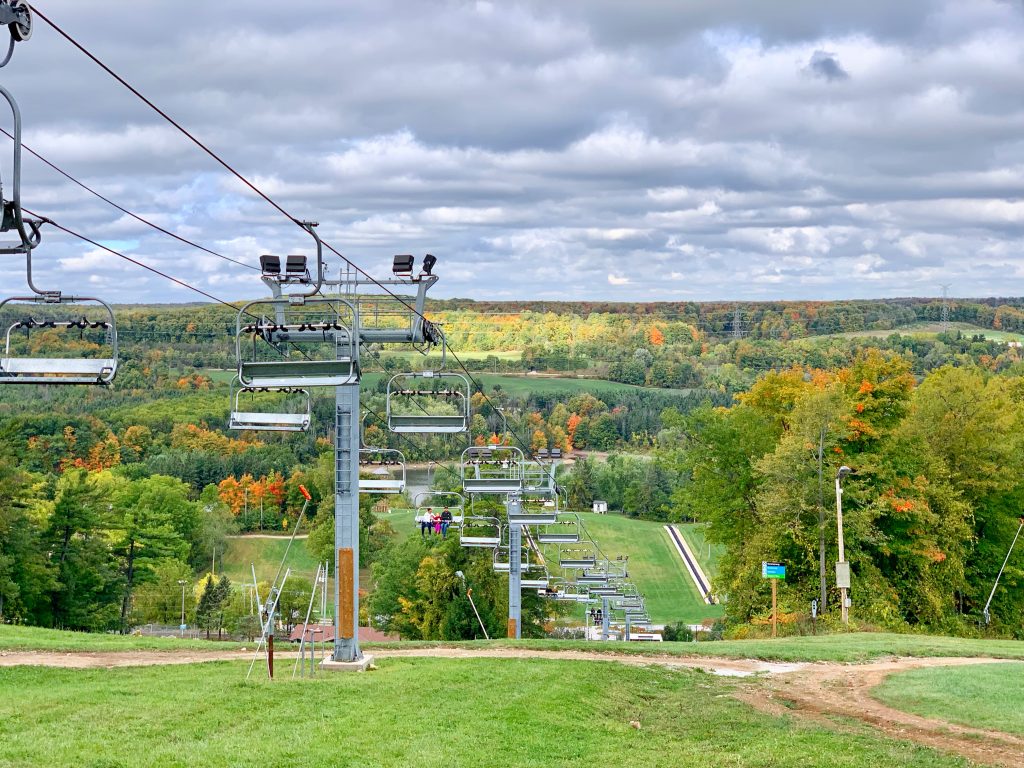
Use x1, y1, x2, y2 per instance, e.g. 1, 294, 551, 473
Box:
1, 296, 1023, 639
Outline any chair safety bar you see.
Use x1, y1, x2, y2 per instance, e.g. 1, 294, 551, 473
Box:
0, 297, 118, 385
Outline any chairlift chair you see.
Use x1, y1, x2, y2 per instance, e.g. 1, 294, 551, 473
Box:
461, 445, 525, 494
538, 513, 581, 544
236, 296, 359, 388
558, 548, 597, 569
358, 448, 407, 494
491, 545, 545, 573
386, 370, 470, 433
459, 515, 501, 548
228, 379, 311, 431
520, 577, 550, 590
508, 494, 560, 526
413, 491, 465, 525
0, 297, 117, 384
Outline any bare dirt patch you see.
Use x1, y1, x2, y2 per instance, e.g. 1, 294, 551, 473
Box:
748, 656, 1024, 767
0, 649, 253, 668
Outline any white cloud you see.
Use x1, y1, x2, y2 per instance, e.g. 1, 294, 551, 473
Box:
0, 0, 1023, 302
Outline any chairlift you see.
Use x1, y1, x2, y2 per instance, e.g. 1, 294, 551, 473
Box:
507, 496, 559, 526
538, 513, 581, 544
414, 491, 464, 525
228, 378, 311, 432
358, 448, 407, 494
491, 545, 545, 573
558, 548, 597, 569
0, 298, 117, 384
461, 445, 524, 494
459, 515, 501, 548
520, 577, 550, 590
236, 296, 359, 388
386, 369, 470, 433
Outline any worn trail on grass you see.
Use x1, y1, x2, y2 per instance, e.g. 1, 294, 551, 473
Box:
747, 656, 1024, 768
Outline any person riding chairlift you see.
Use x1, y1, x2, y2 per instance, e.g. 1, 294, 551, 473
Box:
440, 507, 453, 538
420, 507, 433, 537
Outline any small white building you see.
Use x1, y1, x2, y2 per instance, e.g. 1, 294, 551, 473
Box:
592, 500, 608, 514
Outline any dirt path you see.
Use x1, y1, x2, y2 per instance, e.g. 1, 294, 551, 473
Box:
746, 656, 1024, 767
3, 645, 1022, 765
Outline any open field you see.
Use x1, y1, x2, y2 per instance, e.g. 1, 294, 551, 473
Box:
0, 656, 975, 768
203, 369, 696, 397
873, 662, 1024, 736
812, 322, 1023, 343
571, 513, 723, 624
0, 625, 241, 653
220, 535, 321, 586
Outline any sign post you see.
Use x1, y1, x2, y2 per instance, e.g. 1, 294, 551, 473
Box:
762, 562, 786, 638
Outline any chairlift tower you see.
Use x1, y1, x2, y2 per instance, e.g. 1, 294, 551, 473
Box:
241, 243, 442, 667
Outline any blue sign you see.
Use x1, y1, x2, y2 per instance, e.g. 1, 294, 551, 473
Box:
762, 562, 786, 580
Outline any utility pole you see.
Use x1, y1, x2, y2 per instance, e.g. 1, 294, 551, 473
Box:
940, 284, 951, 333
835, 467, 852, 625
732, 305, 743, 340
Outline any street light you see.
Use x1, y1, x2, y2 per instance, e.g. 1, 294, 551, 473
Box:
835, 466, 852, 625
177, 579, 188, 638
455, 570, 489, 640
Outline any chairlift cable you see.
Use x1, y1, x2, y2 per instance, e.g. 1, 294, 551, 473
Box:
0, 127, 259, 271
25, 209, 249, 313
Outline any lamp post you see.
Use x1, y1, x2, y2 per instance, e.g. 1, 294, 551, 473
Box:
834, 466, 851, 625
455, 571, 489, 639
177, 579, 187, 638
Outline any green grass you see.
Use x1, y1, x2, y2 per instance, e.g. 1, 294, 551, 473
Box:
362, 633, 1024, 664
675, 522, 722, 577
813, 322, 1023, 343
0, 625, 239, 653
378, 349, 523, 361
220, 535, 321, 586
0, 658, 971, 768
361, 372, 693, 397
571, 512, 724, 625
873, 662, 1024, 736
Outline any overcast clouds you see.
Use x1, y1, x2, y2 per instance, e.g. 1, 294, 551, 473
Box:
1, 0, 1022, 303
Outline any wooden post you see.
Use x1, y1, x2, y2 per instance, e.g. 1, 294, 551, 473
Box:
771, 579, 778, 639
268, 633, 274, 679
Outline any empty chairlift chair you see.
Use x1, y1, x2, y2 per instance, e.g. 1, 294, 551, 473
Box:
538, 513, 581, 544
508, 494, 559, 526
228, 379, 311, 432
358, 448, 407, 494
386, 370, 470, 433
459, 515, 501, 548
461, 446, 524, 495
236, 297, 359, 388
558, 546, 597, 570
0, 298, 118, 384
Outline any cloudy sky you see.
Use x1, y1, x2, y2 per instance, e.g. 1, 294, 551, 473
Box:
1, 0, 1023, 304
